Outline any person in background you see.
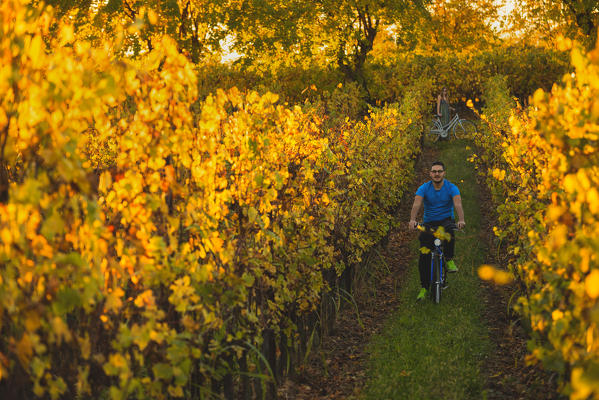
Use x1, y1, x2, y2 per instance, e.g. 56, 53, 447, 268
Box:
436, 87, 455, 127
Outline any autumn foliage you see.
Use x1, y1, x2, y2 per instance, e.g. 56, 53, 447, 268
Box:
0, 1, 434, 398
473, 41, 599, 398
3, 0, 599, 397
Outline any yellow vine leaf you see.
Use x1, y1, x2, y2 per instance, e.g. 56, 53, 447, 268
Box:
585, 270, 599, 299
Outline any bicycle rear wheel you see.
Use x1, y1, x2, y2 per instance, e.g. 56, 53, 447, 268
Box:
453, 119, 477, 139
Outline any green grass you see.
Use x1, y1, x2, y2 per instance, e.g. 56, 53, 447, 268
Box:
362, 139, 491, 400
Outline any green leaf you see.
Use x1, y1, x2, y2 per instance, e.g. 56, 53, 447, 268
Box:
55, 252, 84, 267
41, 208, 65, 240
53, 288, 82, 315
242, 272, 255, 287
248, 206, 258, 223
153, 363, 174, 380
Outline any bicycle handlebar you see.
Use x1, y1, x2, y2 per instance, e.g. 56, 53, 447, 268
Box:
415, 222, 462, 231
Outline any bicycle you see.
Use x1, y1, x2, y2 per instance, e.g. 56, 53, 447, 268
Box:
428, 113, 477, 142
419, 222, 458, 303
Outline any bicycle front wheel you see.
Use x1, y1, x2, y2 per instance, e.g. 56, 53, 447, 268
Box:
431, 255, 442, 304
429, 120, 442, 143
453, 119, 477, 139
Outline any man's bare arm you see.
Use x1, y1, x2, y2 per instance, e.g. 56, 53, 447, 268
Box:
409, 195, 423, 229
453, 195, 466, 229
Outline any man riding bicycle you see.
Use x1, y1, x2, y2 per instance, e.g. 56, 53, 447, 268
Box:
409, 161, 466, 301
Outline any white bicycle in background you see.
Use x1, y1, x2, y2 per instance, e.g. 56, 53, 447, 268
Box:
428, 113, 477, 142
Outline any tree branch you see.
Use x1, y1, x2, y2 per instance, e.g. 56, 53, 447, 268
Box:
122, 0, 137, 21
181, 0, 191, 38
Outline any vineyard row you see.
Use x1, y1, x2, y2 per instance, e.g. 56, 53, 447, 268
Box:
0, 1, 431, 398
472, 42, 599, 399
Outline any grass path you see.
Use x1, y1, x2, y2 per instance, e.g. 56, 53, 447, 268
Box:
361, 139, 492, 399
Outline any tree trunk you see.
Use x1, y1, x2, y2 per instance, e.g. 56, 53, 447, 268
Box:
336, 8, 379, 102
0, 160, 8, 204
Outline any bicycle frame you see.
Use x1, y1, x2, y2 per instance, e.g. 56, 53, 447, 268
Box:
431, 239, 444, 282
430, 238, 445, 303
430, 114, 460, 138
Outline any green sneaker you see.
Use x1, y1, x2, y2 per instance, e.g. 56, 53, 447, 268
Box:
416, 287, 428, 301
447, 260, 458, 273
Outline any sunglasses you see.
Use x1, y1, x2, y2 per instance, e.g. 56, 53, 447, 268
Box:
431, 170, 444, 174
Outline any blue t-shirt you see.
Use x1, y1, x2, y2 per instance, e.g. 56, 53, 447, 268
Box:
415, 180, 460, 223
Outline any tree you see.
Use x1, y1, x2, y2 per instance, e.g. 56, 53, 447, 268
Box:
559, 0, 598, 47
228, 0, 429, 100
508, 0, 598, 49
391, 0, 500, 52
44, 0, 230, 62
